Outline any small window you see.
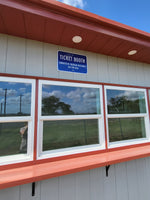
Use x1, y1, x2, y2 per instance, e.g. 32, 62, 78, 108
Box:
37, 80, 104, 159
105, 86, 150, 148
0, 77, 35, 165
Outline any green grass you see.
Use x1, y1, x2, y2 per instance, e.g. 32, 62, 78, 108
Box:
43, 119, 99, 151
0, 118, 146, 157
108, 117, 146, 142
0, 122, 27, 156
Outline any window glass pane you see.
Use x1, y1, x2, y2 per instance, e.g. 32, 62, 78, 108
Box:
107, 89, 146, 114
0, 122, 28, 156
43, 119, 99, 151
108, 117, 146, 142
0, 81, 32, 116
42, 85, 100, 115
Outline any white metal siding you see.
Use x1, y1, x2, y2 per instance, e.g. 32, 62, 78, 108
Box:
0, 34, 150, 200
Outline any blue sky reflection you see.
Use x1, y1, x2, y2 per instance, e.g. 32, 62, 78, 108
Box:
42, 85, 100, 115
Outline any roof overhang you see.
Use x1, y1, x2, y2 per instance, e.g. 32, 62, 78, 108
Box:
1, 0, 150, 64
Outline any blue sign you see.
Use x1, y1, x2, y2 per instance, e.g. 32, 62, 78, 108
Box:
58, 51, 87, 74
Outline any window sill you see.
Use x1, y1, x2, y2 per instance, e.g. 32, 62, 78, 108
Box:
1, 144, 150, 190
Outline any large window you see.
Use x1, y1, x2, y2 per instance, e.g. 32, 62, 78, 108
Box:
0, 77, 35, 165
37, 80, 104, 159
105, 86, 150, 148
1, 75, 150, 166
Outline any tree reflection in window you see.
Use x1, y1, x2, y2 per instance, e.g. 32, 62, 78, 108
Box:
42, 85, 100, 115
107, 89, 146, 114
42, 96, 74, 115
0, 81, 32, 116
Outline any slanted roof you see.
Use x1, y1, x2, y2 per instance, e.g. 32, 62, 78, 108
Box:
0, 0, 150, 64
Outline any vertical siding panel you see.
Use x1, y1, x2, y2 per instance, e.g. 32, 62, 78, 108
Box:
145, 157, 150, 191
115, 163, 128, 200
135, 62, 145, 86
43, 43, 59, 78
117, 58, 129, 85
89, 168, 104, 200
75, 171, 90, 200
97, 54, 109, 83
126, 60, 137, 85
103, 165, 117, 200
26, 40, 43, 76
107, 56, 119, 84
126, 160, 139, 200
86, 52, 98, 82
136, 158, 149, 200
59, 174, 75, 200
40, 177, 59, 200
143, 63, 150, 87
0, 34, 7, 73
0, 186, 20, 200
20, 183, 40, 200
6, 36, 26, 74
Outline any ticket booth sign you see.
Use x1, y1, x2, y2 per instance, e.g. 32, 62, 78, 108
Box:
58, 51, 87, 74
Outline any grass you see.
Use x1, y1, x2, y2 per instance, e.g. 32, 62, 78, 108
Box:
0, 122, 27, 156
0, 118, 146, 157
108, 117, 146, 142
43, 119, 99, 151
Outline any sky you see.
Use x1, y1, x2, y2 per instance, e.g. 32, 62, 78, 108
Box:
57, 0, 150, 33
42, 84, 100, 114
0, 82, 31, 115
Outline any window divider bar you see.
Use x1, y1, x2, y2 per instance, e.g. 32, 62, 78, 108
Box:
107, 113, 147, 119
39, 115, 102, 121
0, 117, 32, 123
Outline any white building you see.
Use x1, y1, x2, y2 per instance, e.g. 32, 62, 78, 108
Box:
0, 0, 150, 199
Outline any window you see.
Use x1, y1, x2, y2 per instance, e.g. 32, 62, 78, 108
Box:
1, 75, 150, 168
105, 86, 150, 148
37, 80, 104, 159
0, 77, 35, 165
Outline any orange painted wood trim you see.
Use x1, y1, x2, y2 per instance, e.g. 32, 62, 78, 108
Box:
33, 79, 39, 161
1, 144, 150, 190
2, 0, 150, 39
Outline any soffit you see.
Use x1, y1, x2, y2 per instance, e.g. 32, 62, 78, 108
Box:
0, 0, 150, 64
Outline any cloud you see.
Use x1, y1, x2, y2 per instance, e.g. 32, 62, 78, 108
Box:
58, 0, 85, 9
42, 90, 64, 99
0, 88, 4, 96
0, 88, 17, 97
117, 90, 144, 101
83, 91, 96, 99
66, 88, 81, 101
19, 88, 26, 93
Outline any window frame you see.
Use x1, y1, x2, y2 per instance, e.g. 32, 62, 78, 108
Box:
0, 76, 35, 166
37, 80, 105, 160
105, 85, 150, 148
